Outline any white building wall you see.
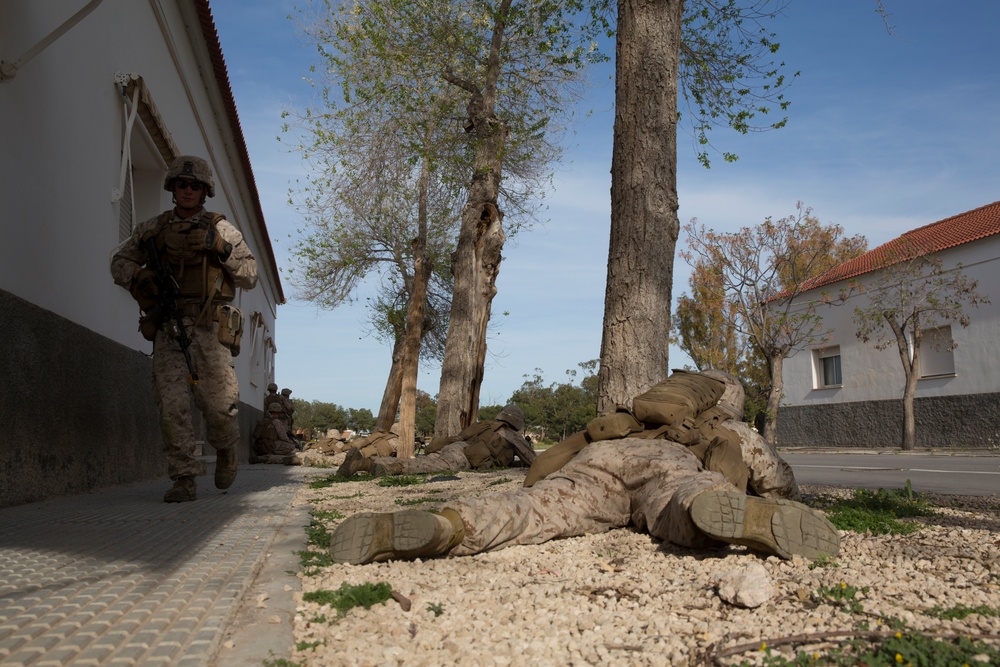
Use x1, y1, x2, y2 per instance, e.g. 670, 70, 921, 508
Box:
0, 0, 282, 505
0, 0, 279, 401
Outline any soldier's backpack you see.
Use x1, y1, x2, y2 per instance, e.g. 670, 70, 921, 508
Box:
631, 370, 725, 427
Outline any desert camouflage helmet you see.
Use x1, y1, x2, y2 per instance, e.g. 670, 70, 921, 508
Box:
281, 388, 292, 396
267, 382, 278, 392
267, 402, 284, 413
698, 369, 745, 420
495, 404, 525, 431
163, 155, 215, 197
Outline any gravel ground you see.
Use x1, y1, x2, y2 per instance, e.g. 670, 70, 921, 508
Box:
287, 467, 1000, 667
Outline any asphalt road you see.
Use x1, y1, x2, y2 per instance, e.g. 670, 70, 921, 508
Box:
780, 451, 1000, 497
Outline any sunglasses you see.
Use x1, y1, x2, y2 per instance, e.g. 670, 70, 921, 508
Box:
174, 180, 204, 192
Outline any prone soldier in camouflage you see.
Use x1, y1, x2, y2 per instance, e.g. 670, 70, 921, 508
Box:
110, 155, 258, 502
335, 404, 535, 478
328, 370, 837, 564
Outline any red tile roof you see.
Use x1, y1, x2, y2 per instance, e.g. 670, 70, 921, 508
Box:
797, 200, 1000, 294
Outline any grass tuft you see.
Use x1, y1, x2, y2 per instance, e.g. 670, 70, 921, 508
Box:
302, 582, 393, 618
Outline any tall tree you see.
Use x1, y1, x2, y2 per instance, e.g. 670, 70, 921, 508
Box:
679, 203, 867, 443
597, 0, 797, 413
291, 0, 597, 440
427, 0, 597, 437
287, 0, 468, 456
853, 245, 988, 451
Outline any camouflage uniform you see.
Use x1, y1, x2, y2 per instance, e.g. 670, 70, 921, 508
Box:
339, 406, 535, 478
442, 375, 799, 555
329, 371, 839, 564
445, 438, 734, 555
110, 156, 257, 500
252, 403, 298, 461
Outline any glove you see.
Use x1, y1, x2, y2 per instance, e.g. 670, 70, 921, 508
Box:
211, 231, 233, 260
130, 267, 159, 311
189, 225, 232, 260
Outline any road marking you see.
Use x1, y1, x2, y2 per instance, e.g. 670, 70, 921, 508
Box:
794, 464, 1000, 475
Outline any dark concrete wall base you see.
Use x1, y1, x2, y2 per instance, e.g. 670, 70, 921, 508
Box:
0, 288, 263, 508
777, 393, 1000, 449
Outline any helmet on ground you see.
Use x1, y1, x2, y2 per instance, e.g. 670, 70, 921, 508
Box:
281, 388, 292, 396
698, 369, 745, 420
267, 383, 278, 392
163, 155, 215, 197
495, 404, 525, 431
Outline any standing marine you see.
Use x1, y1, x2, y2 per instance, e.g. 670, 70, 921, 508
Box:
110, 155, 258, 502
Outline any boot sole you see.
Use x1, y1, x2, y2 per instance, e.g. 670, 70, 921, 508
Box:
690, 489, 840, 560
329, 511, 443, 565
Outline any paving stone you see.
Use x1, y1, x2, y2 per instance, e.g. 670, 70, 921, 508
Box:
0, 466, 308, 667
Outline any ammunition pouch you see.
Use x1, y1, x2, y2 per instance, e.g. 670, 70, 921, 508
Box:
464, 440, 493, 469
138, 307, 162, 342
216, 304, 244, 356
586, 411, 642, 442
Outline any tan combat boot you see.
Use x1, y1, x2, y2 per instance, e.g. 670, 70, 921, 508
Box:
689, 489, 840, 560
372, 460, 404, 477
214, 447, 238, 489
336, 447, 372, 478
163, 476, 197, 503
329, 508, 466, 564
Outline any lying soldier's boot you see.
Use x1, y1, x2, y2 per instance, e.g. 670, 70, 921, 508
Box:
282, 453, 303, 466
689, 489, 840, 560
372, 460, 404, 477
214, 447, 238, 489
337, 447, 372, 478
163, 476, 196, 503
329, 508, 465, 564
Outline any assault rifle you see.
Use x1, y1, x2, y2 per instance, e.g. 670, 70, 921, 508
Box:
142, 237, 200, 385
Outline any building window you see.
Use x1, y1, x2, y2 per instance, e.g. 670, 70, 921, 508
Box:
114, 73, 178, 240
919, 326, 955, 377
813, 346, 842, 388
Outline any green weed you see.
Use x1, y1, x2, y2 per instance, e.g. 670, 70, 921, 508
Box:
924, 603, 998, 621
302, 582, 393, 617
295, 640, 323, 651
377, 474, 429, 487
427, 602, 444, 616
310, 474, 356, 489
812, 581, 868, 614
815, 480, 934, 536
734, 631, 1000, 666
807, 554, 839, 570
487, 477, 512, 486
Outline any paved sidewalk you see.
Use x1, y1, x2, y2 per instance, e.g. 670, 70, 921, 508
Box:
0, 463, 313, 667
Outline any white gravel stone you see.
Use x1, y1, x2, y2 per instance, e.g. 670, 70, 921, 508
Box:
289, 467, 1000, 666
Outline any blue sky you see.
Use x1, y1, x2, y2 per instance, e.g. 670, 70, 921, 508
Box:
210, 0, 1000, 412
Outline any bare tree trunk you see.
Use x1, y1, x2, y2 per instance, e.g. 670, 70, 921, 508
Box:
889, 317, 917, 451
763, 352, 784, 445
597, 0, 683, 414
435, 201, 505, 437
900, 365, 918, 451
395, 153, 434, 459
434, 0, 512, 438
375, 338, 403, 431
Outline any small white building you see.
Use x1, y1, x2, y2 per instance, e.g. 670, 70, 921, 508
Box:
777, 201, 1000, 449
0, 0, 284, 506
